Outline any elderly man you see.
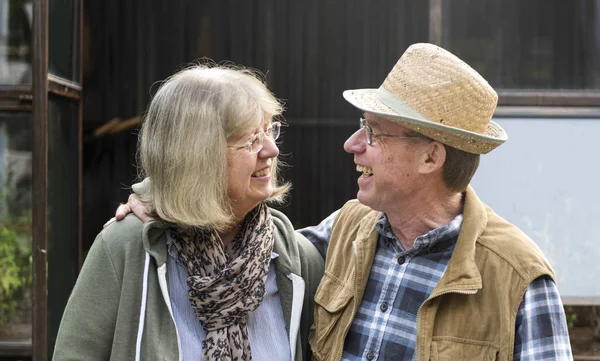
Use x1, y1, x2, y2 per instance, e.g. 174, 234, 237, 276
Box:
303, 43, 572, 361
111, 44, 572, 361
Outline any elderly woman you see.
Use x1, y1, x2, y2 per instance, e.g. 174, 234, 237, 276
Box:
53, 65, 324, 361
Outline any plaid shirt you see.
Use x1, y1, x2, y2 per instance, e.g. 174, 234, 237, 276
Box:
299, 210, 572, 361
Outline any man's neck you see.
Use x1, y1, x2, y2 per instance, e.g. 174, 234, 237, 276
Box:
386, 189, 464, 250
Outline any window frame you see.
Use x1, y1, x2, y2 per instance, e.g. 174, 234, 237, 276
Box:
0, 86, 32, 110
31, 0, 49, 359
0, 0, 84, 359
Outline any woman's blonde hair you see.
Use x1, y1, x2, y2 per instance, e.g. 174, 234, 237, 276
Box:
138, 64, 290, 231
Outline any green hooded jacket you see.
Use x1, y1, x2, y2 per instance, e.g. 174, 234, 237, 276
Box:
53, 208, 324, 361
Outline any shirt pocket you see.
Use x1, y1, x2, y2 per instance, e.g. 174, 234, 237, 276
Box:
309, 272, 354, 360
430, 337, 499, 361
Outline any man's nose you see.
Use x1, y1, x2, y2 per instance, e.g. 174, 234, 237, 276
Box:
344, 128, 366, 154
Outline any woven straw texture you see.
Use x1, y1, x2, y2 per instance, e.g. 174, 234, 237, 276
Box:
343, 43, 507, 154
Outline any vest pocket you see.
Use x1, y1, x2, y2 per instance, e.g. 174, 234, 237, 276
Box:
309, 273, 354, 360
430, 337, 499, 361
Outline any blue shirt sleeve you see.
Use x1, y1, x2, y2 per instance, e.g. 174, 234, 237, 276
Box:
296, 209, 340, 259
513, 276, 573, 361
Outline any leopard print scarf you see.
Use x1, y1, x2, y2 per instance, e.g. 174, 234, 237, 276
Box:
169, 203, 274, 361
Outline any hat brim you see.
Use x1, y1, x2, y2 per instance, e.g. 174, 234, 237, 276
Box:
343, 88, 507, 154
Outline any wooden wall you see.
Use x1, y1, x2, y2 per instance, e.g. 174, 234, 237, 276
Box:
81, 0, 430, 244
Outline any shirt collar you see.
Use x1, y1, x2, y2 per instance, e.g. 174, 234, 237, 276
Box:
376, 211, 463, 254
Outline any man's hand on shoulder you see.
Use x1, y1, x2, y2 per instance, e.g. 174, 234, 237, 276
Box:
103, 194, 152, 228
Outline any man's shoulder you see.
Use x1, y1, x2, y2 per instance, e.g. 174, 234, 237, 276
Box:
335, 199, 378, 224
479, 205, 538, 249
327, 200, 380, 252
477, 205, 555, 279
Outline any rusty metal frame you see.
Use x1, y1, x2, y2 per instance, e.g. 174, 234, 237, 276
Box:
32, 0, 49, 361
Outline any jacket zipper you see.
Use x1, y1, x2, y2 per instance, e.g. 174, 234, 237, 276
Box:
415, 288, 477, 361
336, 242, 360, 361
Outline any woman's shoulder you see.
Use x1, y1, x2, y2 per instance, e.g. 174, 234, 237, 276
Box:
95, 214, 146, 256
268, 207, 324, 270
268, 207, 317, 254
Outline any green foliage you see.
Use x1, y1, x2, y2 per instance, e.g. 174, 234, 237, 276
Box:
564, 306, 578, 330
0, 174, 32, 326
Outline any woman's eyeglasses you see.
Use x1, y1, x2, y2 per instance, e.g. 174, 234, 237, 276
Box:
228, 122, 282, 154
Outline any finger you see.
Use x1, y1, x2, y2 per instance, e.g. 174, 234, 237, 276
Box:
127, 193, 141, 207
128, 195, 153, 223
103, 217, 116, 229
115, 203, 131, 221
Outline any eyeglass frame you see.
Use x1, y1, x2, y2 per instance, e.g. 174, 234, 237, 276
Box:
228, 121, 282, 154
359, 117, 422, 145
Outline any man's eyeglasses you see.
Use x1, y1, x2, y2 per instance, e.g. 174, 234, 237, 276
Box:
228, 122, 282, 154
360, 118, 421, 145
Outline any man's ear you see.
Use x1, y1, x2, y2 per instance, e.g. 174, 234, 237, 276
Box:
418, 141, 446, 175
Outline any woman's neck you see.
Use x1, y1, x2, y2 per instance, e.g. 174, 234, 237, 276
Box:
218, 222, 242, 246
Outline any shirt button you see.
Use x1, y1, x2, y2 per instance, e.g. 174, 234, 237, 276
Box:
380, 302, 388, 312
397, 256, 405, 265
367, 351, 375, 360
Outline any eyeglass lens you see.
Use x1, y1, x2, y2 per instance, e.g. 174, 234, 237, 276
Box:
249, 122, 281, 153
359, 118, 372, 145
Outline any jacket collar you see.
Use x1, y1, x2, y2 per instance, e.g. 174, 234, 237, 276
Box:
269, 208, 303, 358
142, 219, 170, 266
270, 208, 301, 277
432, 186, 486, 295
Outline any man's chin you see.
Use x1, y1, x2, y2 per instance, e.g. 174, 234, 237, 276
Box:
358, 192, 387, 213
357, 192, 374, 208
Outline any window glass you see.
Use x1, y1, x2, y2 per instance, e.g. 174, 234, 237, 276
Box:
0, 0, 33, 85
49, 0, 77, 81
0, 111, 32, 346
444, 0, 600, 90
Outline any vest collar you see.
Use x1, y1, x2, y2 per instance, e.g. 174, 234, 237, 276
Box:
352, 186, 487, 296
431, 186, 486, 295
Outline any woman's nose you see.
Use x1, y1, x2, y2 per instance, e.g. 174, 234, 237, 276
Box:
259, 135, 279, 158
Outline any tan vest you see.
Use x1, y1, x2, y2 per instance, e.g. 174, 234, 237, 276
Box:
309, 186, 555, 361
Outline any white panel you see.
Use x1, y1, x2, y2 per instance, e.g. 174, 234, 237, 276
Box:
471, 117, 600, 303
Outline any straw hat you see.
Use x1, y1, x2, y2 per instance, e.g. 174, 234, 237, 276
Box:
343, 43, 507, 154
